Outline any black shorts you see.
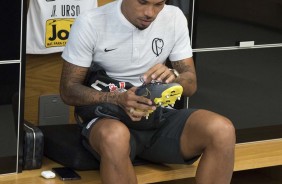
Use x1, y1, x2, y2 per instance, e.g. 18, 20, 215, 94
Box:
81, 107, 200, 165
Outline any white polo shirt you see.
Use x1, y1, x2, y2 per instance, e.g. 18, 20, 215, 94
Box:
62, 0, 192, 86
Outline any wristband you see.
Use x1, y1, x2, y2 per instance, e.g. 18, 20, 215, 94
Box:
169, 68, 180, 78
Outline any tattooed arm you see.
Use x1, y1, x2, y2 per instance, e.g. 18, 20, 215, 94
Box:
60, 61, 123, 106
171, 57, 197, 97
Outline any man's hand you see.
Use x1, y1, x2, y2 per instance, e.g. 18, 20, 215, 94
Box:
117, 87, 156, 121
142, 63, 176, 84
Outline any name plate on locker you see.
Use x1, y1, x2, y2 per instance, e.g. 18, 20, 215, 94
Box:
239, 41, 255, 48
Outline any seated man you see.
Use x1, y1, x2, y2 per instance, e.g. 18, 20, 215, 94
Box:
59, 0, 236, 183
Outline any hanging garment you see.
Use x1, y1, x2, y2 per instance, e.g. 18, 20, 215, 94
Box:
26, 0, 97, 54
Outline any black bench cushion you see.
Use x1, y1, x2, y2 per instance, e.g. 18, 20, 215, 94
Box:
39, 124, 100, 170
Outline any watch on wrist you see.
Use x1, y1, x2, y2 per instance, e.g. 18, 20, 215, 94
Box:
169, 68, 180, 78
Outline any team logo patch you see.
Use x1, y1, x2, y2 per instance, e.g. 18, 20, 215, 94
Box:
45, 18, 74, 48
152, 38, 164, 57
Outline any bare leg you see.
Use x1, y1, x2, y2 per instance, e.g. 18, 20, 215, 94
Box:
88, 119, 137, 184
180, 110, 236, 184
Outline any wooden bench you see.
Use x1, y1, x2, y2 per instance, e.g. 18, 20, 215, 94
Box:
1, 139, 281, 184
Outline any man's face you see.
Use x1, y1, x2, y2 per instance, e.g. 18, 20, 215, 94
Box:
121, 0, 166, 30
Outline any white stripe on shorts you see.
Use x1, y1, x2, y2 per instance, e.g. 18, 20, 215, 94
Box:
86, 118, 99, 129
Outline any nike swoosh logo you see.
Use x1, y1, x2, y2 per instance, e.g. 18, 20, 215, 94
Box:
104, 48, 117, 52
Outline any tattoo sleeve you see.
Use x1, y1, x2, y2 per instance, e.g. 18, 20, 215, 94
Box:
171, 59, 197, 96
60, 61, 122, 106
